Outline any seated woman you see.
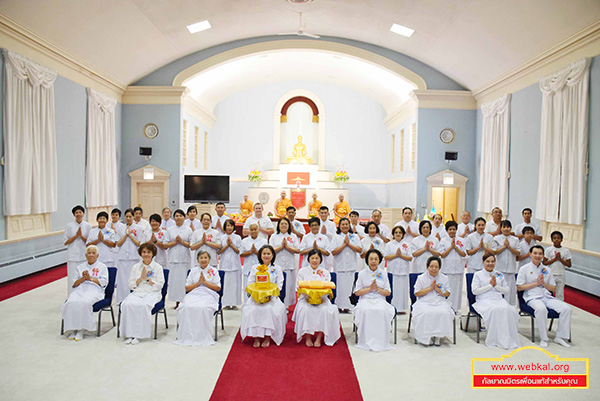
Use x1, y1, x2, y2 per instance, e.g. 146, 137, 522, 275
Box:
293, 249, 341, 347
241, 245, 286, 348
174, 250, 221, 346
353, 249, 395, 352
119, 242, 165, 345
472, 253, 521, 349
61, 245, 108, 341
412, 256, 454, 346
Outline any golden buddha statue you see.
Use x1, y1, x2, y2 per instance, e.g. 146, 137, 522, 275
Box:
286, 135, 313, 163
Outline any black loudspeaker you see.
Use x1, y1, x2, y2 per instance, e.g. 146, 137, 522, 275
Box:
445, 151, 458, 161
139, 147, 152, 156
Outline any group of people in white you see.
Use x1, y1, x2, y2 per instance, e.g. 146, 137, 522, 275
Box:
61, 201, 573, 351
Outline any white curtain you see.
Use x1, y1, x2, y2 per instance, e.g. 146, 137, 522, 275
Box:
86, 88, 118, 208
536, 58, 591, 225
477, 93, 511, 214
2, 50, 57, 216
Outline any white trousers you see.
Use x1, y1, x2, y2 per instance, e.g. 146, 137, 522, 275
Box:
527, 296, 571, 341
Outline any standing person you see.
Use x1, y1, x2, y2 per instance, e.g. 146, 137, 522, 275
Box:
361, 222, 386, 269
190, 213, 221, 268
307, 193, 322, 217
472, 253, 521, 350
109, 208, 125, 233
493, 220, 520, 305
217, 219, 243, 309
211, 202, 229, 236
174, 251, 221, 346
115, 209, 142, 303
160, 207, 175, 231
411, 220, 441, 273
299, 217, 330, 268
412, 256, 454, 346
517, 245, 572, 348
239, 194, 254, 223
61, 245, 108, 341
439, 221, 467, 313
119, 242, 165, 345
543, 231, 572, 301
163, 209, 192, 308
517, 226, 538, 268
318, 206, 336, 270
64, 205, 92, 295
457, 211, 474, 238
349, 211, 365, 239
133, 206, 151, 243
465, 217, 496, 273
514, 208, 543, 241
384, 226, 412, 313
269, 218, 300, 309
353, 249, 395, 352
485, 207, 503, 236
240, 224, 268, 301
286, 206, 306, 240
241, 245, 286, 348
394, 207, 419, 243
242, 203, 274, 241
86, 212, 116, 270
330, 217, 363, 313
431, 214, 449, 241
371, 209, 391, 243
184, 205, 201, 231
274, 190, 292, 219
293, 249, 341, 347
332, 194, 350, 225
148, 213, 168, 271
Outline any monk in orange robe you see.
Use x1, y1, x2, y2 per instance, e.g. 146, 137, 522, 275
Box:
239, 194, 253, 223
275, 190, 292, 218
307, 193, 322, 217
333, 194, 350, 225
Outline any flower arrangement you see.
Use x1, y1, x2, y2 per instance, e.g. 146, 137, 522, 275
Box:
334, 170, 349, 183
248, 169, 263, 183
229, 212, 240, 221
267, 212, 273, 217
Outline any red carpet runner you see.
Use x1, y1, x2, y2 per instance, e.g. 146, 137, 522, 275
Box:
0, 264, 66, 302
209, 307, 363, 401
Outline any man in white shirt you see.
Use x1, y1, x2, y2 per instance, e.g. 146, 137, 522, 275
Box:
349, 211, 365, 238
516, 245, 572, 348
318, 206, 336, 240
299, 217, 330, 268
485, 207, 502, 236
133, 206, 152, 243
64, 205, 92, 295
286, 206, 306, 240
393, 207, 419, 243
514, 207, 543, 241
456, 210, 474, 238
211, 202, 229, 235
371, 209, 391, 242
242, 203, 274, 240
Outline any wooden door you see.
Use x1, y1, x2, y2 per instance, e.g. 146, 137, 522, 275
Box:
136, 182, 165, 216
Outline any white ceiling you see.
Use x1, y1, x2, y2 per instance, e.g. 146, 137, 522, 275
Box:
1, 0, 599, 92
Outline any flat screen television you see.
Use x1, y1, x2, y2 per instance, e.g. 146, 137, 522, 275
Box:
184, 175, 230, 203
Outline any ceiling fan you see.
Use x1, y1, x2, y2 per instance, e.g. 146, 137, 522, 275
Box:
278, 12, 320, 39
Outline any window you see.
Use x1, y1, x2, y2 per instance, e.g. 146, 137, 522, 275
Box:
391, 134, 395, 173
194, 126, 199, 169
399, 129, 405, 172
182, 120, 188, 166
410, 123, 416, 170
204, 131, 208, 170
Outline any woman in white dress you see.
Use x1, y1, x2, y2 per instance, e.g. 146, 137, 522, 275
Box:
411, 220, 441, 273
431, 214, 449, 241
240, 224, 268, 303
217, 219, 243, 309
269, 218, 300, 309
293, 249, 341, 347
120, 242, 165, 345
241, 245, 286, 348
61, 245, 108, 341
330, 218, 363, 313
174, 251, 221, 346
353, 249, 395, 352
115, 208, 142, 303
360, 222, 386, 269
64, 205, 92, 295
472, 253, 521, 349
190, 213, 221, 268
439, 221, 467, 313
384, 226, 412, 312
412, 256, 454, 346
163, 209, 192, 308
148, 213, 168, 271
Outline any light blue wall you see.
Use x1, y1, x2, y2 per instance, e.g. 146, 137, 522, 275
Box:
135, 36, 465, 91
120, 104, 181, 212
416, 108, 477, 218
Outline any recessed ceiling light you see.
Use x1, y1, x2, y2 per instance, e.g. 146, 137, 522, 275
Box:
390, 23, 414, 38
187, 20, 211, 34
286, 0, 313, 4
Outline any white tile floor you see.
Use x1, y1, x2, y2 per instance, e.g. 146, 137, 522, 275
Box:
0, 278, 598, 401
